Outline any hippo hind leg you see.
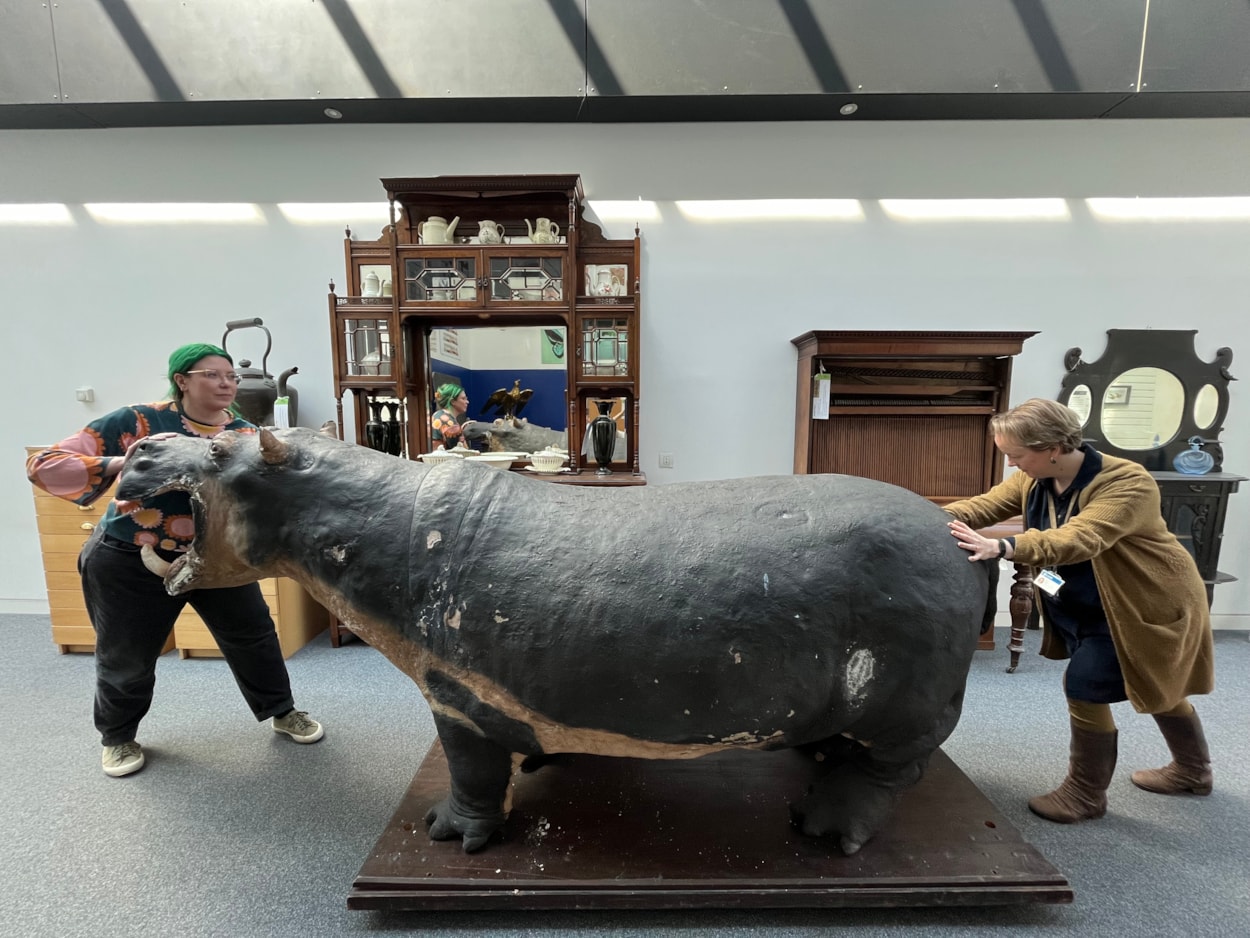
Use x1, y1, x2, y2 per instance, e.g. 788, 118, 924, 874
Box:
425, 715, 513, 853
790, 752, 924, 856
793, 688, 967, 855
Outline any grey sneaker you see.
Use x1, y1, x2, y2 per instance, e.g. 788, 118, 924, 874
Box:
272, 710, 324, 744
102, 741, 145, 777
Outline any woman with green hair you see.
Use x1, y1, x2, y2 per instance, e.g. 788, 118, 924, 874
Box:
430, 382, 469, 449
26, 342, 324, 779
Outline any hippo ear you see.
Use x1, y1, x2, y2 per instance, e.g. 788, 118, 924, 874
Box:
259, 428, 290, 465
318, 420, 338, 438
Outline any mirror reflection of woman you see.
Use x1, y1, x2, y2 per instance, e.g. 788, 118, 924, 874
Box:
430, 383, 469, 450
944, 398, 1214, 824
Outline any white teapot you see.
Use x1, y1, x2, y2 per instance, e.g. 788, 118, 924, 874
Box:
478, 220, 505, 244
418, 215, 459, 244
526, 217, 561, 243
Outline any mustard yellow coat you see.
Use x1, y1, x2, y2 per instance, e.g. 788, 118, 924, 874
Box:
944, 454, 1213, 713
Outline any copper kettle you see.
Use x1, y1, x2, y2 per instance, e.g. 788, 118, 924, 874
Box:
222, 318, 299, 426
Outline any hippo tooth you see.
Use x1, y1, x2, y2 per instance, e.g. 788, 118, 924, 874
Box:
139, 545, 172, 577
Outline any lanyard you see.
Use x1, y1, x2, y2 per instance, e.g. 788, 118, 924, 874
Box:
1045, 486, 1078, 531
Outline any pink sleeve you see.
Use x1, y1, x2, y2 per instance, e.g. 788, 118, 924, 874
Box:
27, 427, 113, 504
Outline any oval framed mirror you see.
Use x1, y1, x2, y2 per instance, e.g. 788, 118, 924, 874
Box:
1099, 367, 1184, 450
1193, 384, 1219, 430
1067, 384, 1093, 426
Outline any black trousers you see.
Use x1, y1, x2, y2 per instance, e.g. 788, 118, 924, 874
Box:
78, 530, 294, 746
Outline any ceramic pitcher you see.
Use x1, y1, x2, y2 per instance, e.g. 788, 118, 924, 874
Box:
478, 220, 505, 244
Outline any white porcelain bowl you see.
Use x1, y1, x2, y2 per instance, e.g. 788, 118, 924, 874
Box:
418, 450, 466, 465
465, 453, 515, 470
529, 452, 568, 473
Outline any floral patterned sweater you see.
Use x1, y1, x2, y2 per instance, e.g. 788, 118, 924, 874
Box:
26, 402, 256, 553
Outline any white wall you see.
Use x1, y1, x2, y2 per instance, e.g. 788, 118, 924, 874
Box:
3, 120, 1248, 624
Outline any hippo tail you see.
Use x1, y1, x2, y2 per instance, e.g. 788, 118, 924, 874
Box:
979, 557, 1000, 635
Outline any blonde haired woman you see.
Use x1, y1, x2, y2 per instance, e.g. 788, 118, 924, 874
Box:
944, 398, 1214, 823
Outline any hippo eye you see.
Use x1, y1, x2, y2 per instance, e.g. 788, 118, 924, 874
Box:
209, 441, 230, 461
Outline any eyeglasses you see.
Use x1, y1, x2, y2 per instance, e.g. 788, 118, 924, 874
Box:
185, 369, 242, 385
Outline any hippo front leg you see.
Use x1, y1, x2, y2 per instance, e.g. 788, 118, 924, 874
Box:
425, 715, 514, 852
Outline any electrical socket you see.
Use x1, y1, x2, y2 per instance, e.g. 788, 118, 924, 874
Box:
658, 452, 674, 469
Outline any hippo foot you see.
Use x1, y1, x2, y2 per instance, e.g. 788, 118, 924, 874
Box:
789, 764, 903, 856
424, 797, 505, 853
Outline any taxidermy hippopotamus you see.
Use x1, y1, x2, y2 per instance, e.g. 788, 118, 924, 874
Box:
461, 417, 567, 453
117, 427, 997, 856
463, 417, 627, 461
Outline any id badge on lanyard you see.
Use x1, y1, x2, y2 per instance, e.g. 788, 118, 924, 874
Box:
1038, 489, 1076, 597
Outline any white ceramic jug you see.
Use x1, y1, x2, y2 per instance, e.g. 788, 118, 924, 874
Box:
478, 220, 505, 244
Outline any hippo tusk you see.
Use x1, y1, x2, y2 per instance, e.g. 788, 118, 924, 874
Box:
140, 545, 172, 577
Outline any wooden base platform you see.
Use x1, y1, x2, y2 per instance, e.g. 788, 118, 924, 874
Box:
348, 743, 1072, 911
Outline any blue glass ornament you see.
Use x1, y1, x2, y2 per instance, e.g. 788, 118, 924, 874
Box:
1173, 436, 1214, 475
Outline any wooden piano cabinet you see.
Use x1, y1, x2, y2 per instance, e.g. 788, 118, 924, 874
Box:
792, 331, 1035, 504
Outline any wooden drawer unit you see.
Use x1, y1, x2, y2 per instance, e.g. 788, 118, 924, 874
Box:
172, 576, 330, 660
28, 448, 328, 657
28, 481, 144, 654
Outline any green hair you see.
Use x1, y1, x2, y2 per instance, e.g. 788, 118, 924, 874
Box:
167, 343, 233, 403
436, 383, 464, 409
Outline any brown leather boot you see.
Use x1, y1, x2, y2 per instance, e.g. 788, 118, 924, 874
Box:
1131, 710, 1213, 796
1028, 726, 1118, 823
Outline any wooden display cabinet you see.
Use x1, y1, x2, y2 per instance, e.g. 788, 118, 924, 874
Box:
329, 174, 642, 475
27, 450, 328, 657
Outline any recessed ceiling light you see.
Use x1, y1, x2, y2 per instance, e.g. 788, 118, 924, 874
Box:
324, 107, 343, 120
839, 103, 858, 116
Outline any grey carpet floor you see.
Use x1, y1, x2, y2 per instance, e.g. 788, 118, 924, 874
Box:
1, 614, 1246, 938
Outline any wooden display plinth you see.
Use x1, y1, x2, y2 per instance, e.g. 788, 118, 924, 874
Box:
349, 742, 1072, 911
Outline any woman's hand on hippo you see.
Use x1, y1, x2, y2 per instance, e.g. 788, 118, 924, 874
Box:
947, 520, 1003, 562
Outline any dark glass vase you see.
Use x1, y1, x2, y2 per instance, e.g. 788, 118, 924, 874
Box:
365, 400, 387, 452
590, 400, 616, 475
382, 401, 403, 456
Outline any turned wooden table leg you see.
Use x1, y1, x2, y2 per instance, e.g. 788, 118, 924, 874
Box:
1006, 562, 1034, 673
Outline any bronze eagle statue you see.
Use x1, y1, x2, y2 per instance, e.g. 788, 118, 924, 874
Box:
480, 379, 534, 420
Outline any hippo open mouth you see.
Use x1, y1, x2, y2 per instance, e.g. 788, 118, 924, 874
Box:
133, 488, 209, 595
116, 456, 208, 595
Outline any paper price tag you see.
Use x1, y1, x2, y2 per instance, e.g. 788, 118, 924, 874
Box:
273, 398, 290, 429
812, 373, 831, 420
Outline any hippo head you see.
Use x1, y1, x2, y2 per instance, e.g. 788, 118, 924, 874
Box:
460, 418, 506, 450
461, 417, 567, 454
115, 425, 339, 594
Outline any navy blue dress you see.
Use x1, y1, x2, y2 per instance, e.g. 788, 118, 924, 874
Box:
1026, 446, 1128, 704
